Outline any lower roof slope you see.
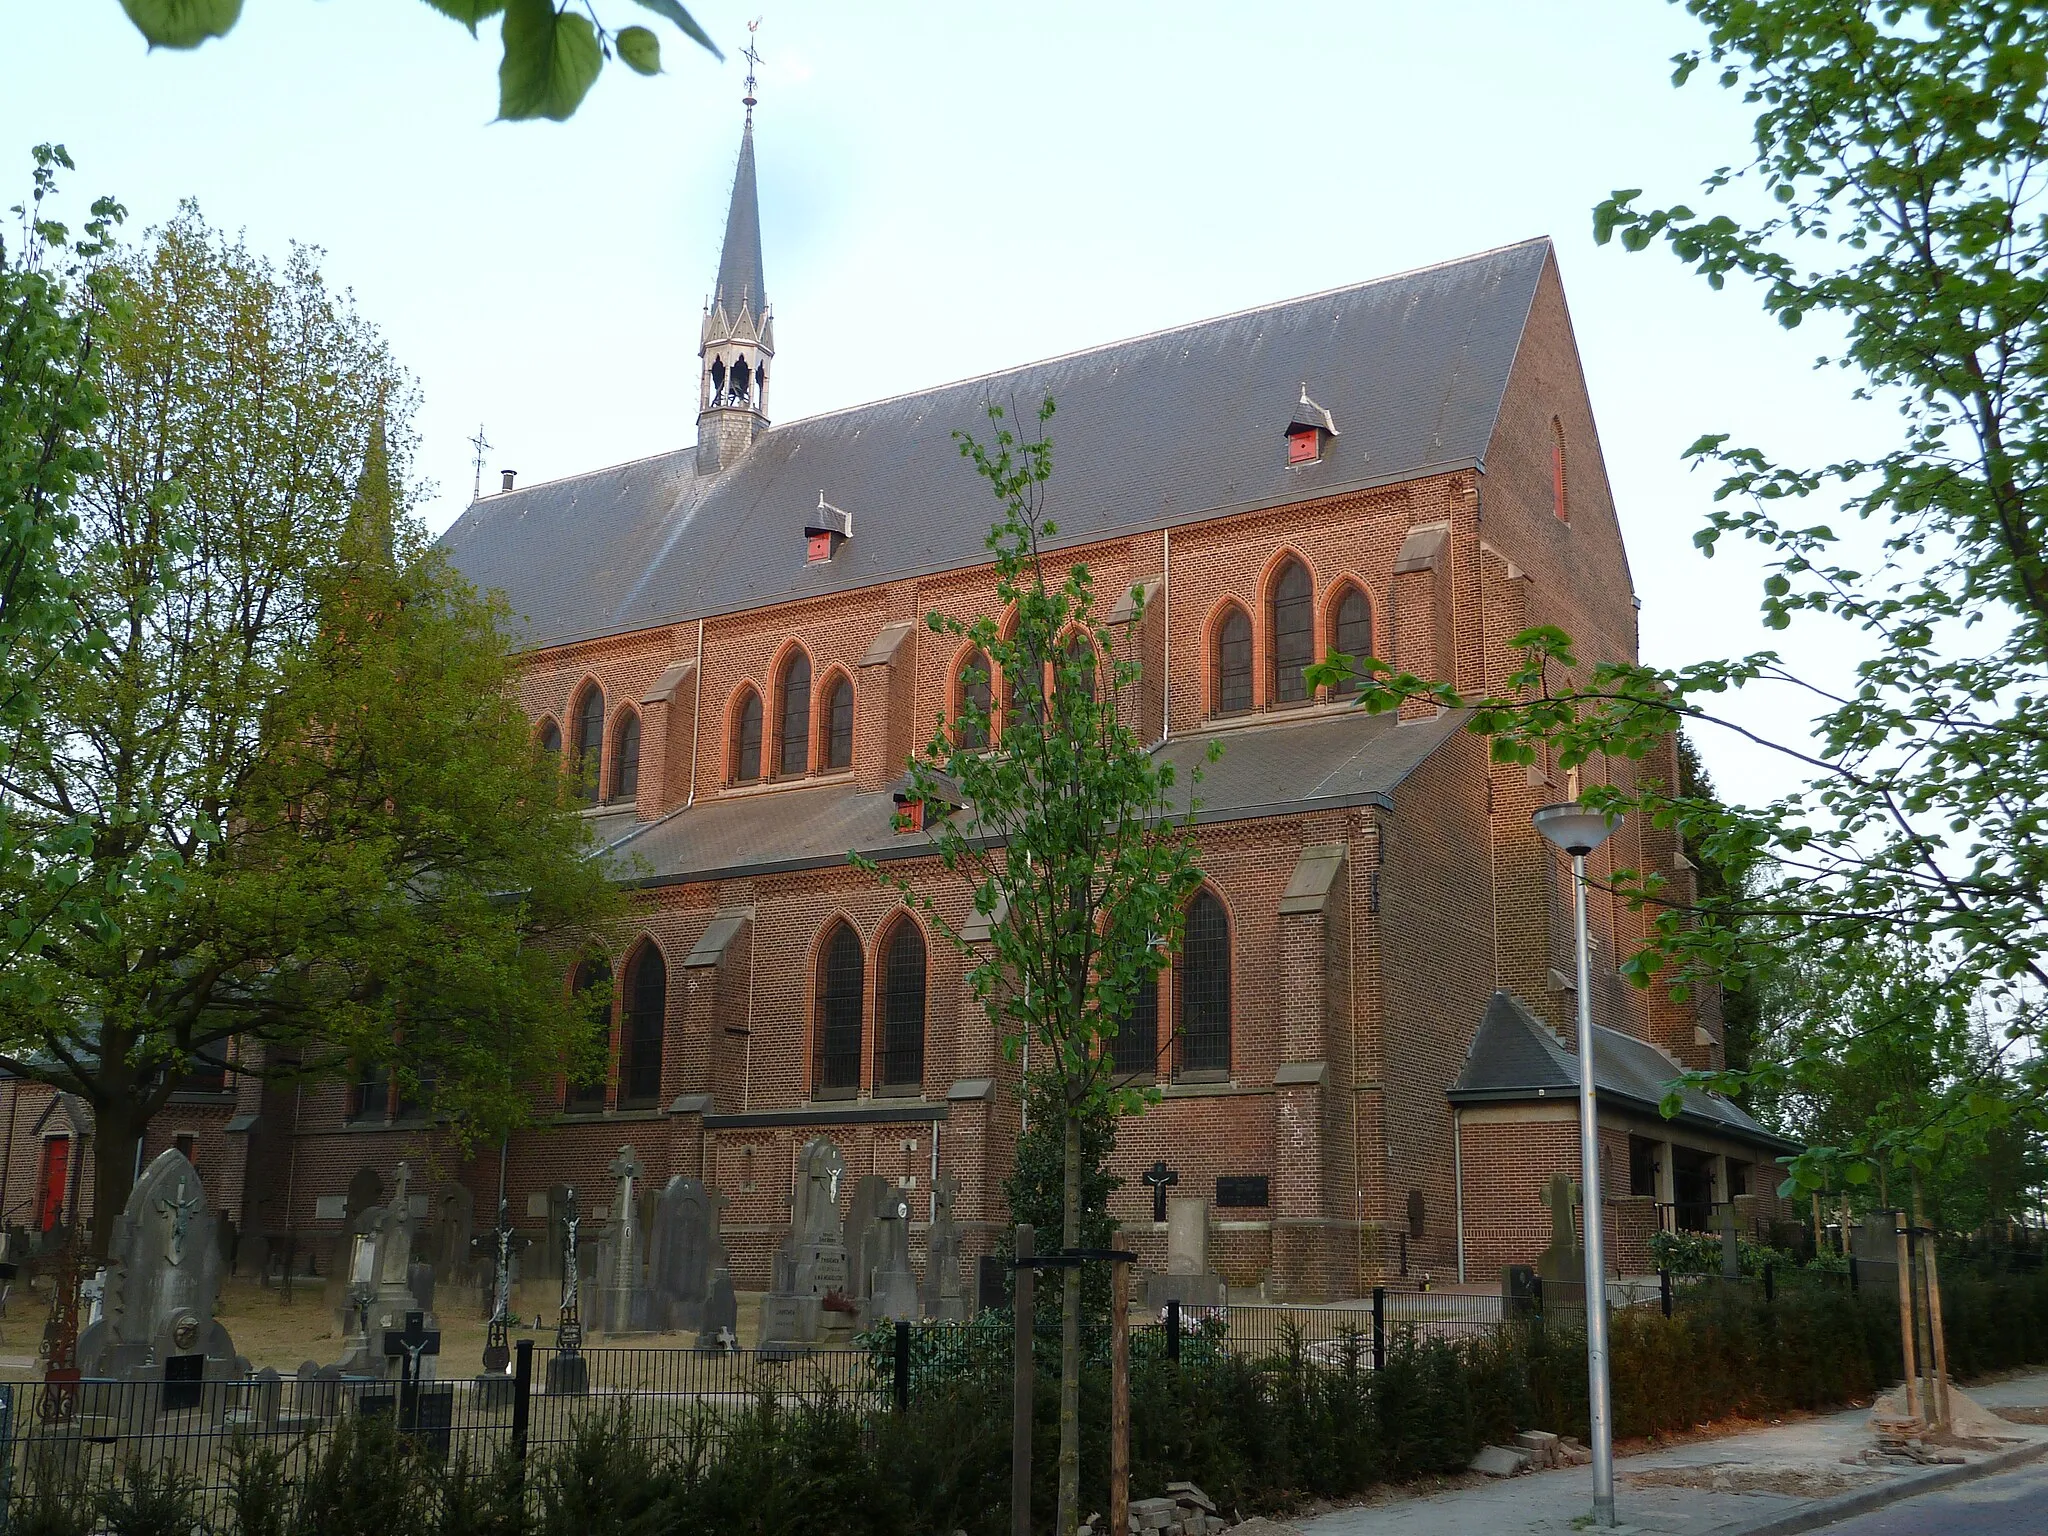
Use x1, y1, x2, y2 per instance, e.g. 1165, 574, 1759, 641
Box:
1449, 990, 1796, 1153
598, 705, 1464, 887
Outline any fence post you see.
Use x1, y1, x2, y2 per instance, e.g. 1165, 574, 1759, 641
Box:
1763, 1262, 1776, 1304
510, 1337, 533, 1500
1371, 1285, 1386, 1373
1166, 1298, 1181, 1363
1660, 1269, 1672, 1319
1849, 1254, 1860, 1293
1012, 1224, 1034, 1536
894, 1319, 911, 1413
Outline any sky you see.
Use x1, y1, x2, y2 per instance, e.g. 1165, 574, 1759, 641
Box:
0, 0, 1892, 808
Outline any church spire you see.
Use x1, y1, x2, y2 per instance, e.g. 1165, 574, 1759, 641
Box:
698, 22, 773, 474
343, 388, 396, 568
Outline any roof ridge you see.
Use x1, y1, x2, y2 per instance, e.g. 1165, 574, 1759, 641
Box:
771, 237, 1557, 434
457, 443, 696, 513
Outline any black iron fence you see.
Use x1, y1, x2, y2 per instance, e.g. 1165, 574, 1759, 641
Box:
0, 1341, 901, 1522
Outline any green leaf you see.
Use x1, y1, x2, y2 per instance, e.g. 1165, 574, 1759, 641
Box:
616, 25, 661, 75
420, 0, 508, 36
120, 0, 242, 49
631, 0, 723, 58
498, 0, 604, 122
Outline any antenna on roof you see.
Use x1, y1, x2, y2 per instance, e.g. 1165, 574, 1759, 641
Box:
741, 18, 762, 120
468, 422, 493, 504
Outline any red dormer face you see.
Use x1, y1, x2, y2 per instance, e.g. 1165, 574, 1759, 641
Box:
807, 531, 835, 563
1287, 427, 1320, 465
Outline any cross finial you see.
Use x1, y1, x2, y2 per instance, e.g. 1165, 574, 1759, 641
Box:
741, 18, 762, 118
468, 422, 492, 504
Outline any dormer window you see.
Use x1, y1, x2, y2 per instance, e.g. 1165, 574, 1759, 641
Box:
1285, 384, 1338, 466
806, 493, 853, 564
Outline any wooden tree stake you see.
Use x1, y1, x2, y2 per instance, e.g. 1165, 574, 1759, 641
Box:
1110, 1252, 1131, 1536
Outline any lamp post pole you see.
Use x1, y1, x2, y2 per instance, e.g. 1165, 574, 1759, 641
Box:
1533, 803, 1620, 1530
1570, 847, 1616, 1526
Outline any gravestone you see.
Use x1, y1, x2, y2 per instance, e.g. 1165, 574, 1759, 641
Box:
647, 1176, 736, 1340
1143, 1196, 1225, 1308
432, 1185, 474, 1276
920, 1175, 967, 1322
334, 1163, 438, 1380
867, 1187, 919, 1323
595, 1145, 652, 1334
844, 1175, 893, 1317
75, 1149, 247, 1419
758, 1137, 848, 1356
1535, 1174, 1586, 1313
541, 1184, 572, 1282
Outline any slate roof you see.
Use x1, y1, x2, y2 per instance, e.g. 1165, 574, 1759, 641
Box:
596, 705, 1462, 886
1448, 991, 1797, 1152
712, 118, 766, 320
440, 240, 1554, 651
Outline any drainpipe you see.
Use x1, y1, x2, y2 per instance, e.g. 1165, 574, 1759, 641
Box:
1159, 526, 1172, 745
1453, 1108, 1467, 1285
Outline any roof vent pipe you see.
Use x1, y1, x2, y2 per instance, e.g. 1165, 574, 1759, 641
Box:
500, 469, 517, 492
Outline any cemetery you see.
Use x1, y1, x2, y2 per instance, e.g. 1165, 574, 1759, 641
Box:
0, 1133, 2038, 1535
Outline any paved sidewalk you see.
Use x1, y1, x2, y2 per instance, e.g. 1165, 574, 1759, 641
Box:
1299, 1371, 2048, 1536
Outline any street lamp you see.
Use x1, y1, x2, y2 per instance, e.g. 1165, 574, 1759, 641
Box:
1532, 800, 1622, 1529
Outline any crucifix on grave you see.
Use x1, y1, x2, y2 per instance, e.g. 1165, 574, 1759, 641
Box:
546, 1186, 591, 1395
475, 1196, 528, 1374
155, 1171, 203, 1266
383, 1308, 441, 1389
1142, 1160, 1180, 1224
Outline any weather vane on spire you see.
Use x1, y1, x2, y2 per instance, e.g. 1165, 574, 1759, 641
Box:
741, 18, 762, 119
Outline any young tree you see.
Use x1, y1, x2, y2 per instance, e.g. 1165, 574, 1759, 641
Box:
112, 0, 722, 122
0, 205, 619, 1250
1311, 0, 2048, 1194
860, 398, 1209, 1536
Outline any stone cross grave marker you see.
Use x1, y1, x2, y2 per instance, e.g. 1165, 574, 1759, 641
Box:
867, 1187, 919, 1323
1536, 1174, 1586, 1311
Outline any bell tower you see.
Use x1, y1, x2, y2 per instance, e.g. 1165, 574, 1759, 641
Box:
698, 28, 772, 475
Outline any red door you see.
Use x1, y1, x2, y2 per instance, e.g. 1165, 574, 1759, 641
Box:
36, 1138, 68, 1231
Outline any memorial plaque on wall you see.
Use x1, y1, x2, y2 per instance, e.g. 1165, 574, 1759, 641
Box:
1215, 1176, 1269, 1209
314, 1195, 348, 1221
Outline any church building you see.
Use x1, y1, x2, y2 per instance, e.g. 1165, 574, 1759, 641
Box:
7, 91, 1793, 1299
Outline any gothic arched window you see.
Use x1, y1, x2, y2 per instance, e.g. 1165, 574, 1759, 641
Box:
619, 942, 665, 1108
877, 920, 926, 1092
610, 710, 641, 801
823, 674, 854, 771
1329, 585, 1372, 698
1110, 968, 1159, 1079
1270, 559, 1314, 705
1004, 647, 1043, 734
732, 689, 763, 784
1178, 889, 1231, 1076
777, 652, 812, 777
535, 718, 562, 777
1060, 634, 1098, 706
570, 685, 604, 804
566, 958, 610, 1111
955, 648, 993, 751
1213, 607, 1252, 716
814, 921, 864, 1098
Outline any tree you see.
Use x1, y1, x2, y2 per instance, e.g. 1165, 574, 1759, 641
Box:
0, 204, 619, 1251
114, 0, 722, 122
860, 398, 1209, 1536
1311, 0, 2048, 1196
